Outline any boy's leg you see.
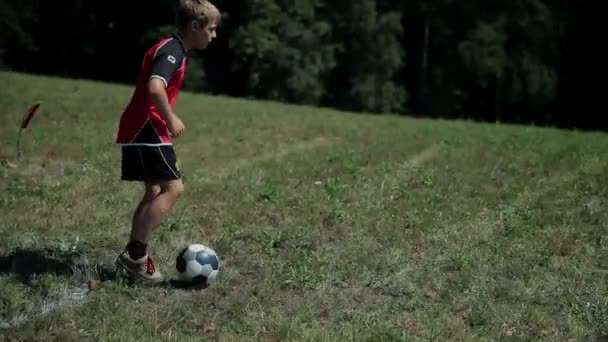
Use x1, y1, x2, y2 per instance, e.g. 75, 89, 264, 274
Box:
118, 179, 183, 281
117, 145, 183, 283
124, 183, 162, 260
129, 179, 184, 251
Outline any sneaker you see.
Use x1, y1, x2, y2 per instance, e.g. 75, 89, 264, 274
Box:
115, 251, 163, 284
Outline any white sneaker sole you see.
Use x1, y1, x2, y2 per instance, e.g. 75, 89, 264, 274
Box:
115, 257, 163, 284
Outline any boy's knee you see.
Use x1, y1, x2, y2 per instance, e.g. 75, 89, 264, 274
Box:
144, 180, 183, 200
144, 184, 162, 201
167, 179, 184, 198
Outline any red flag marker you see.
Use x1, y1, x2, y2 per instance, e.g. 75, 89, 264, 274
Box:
17, 102, 41, 159
21, 103, 41, 129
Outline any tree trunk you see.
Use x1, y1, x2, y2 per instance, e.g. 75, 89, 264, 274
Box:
494, 76, 502, 122
419, 13, 430, 112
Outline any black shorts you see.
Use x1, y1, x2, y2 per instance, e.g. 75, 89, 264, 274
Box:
121, 145, 182, 182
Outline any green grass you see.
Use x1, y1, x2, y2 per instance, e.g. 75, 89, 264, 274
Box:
1, 70, 608, 341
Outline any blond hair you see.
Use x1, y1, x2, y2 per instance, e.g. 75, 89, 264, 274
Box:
176, 0, 221, 30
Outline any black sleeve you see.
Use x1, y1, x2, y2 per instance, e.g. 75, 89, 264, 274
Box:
149, 41, 183, 87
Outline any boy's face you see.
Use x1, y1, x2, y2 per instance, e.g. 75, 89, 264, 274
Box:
192, 19, 218, 50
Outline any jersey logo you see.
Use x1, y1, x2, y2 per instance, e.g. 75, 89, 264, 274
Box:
168, 55, 176, 64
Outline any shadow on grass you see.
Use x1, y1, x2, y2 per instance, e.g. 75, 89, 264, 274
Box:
0, 248, 210, 291
0, 249, 73, 284
0, 248, 116, 286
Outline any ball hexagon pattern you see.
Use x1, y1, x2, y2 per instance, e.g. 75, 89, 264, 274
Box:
176, 244, 220, 286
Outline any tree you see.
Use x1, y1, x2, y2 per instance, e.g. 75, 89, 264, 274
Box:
0, 0, 38, 68
325, 0, 406, 113
230, 0, 338, 105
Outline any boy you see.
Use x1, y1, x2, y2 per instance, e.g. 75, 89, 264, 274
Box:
114, 0, 220, 283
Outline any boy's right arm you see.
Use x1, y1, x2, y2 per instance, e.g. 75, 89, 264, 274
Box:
148, 41, 185, 137
148, 79, 184, 137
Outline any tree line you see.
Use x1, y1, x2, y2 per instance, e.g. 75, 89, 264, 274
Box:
1, 0, 603, 130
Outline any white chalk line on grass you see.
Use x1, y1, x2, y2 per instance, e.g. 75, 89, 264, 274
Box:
0, 253, 109, 330
0, 284, 91, 330
399, 145, 441, 170
371, 144, 441, 196
199, 136, 336, 181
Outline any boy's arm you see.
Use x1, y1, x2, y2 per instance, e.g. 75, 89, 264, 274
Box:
148, 42, 185, 136
148, 79, 176, 122
148, 79, 184, 137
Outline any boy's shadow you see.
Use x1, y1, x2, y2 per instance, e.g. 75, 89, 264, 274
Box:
0, 248, 116, 286
0, 249, 73, 284
0, 248, 208, 291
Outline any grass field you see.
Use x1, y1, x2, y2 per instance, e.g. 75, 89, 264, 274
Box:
1, 70, 608, 341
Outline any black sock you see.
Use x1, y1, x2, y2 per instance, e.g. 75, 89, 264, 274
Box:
126, 240, 147, 260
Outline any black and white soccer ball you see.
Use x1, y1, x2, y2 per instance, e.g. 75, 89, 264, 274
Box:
176, 244, 220, 287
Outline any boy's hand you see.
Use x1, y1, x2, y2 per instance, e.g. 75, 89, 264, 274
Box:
168, 114, 185, 138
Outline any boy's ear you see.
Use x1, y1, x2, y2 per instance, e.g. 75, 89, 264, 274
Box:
192, 17, 209, 30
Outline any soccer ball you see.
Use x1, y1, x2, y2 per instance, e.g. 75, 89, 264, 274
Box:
175, 244, 220, 287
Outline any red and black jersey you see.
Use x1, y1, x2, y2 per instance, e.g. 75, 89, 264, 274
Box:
116, 34, 187, 146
